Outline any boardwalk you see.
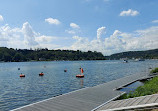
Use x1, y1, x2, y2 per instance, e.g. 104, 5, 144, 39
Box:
12, 72, 148, 111
97, 94, 158, 111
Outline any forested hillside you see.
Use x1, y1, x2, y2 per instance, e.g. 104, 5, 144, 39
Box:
108, 49, 158, 60
0, 47, 106, 62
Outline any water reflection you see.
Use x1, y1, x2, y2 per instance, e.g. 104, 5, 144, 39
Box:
80, 79, 84, 87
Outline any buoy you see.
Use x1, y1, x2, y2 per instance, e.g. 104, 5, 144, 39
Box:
76, 74, 84, 78
64, 69, 67, 72
76, 67, 84, 78
39, 72, 44, 76
20, 73, 25, 77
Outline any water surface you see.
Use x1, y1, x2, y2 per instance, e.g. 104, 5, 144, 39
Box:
0, 60, 158, 111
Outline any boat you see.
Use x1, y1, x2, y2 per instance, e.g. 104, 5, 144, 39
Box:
135, 58, 145, 61
76, 68, 84, 78
123, 60, 128, 63
39, 72, 44, 76
121, 58, 128, 63
20, 74, 25, 77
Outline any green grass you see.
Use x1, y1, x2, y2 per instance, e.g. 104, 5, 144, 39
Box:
118, 75, 158, 100
150, 68, 158, 73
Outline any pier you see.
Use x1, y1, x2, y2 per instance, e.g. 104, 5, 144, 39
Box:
97, 94, 158, 111
12, 72, 150, 111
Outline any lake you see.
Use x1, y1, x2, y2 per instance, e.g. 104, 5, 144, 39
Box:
0, 60, 158, 111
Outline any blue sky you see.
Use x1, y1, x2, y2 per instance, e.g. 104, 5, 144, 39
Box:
0, 0, 158, 55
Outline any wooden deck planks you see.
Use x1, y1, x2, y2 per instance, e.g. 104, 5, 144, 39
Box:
154, 95, 158, 103
105, 101, 121, 109
130, 96, 146, 106
147, 95, 158, 104
98, 101, 115, 110
138, 95, 153, 105
97, 94, 158, 111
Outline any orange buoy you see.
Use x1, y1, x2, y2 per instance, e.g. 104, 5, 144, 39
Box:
76, 74, 84, 78
20, 73, 25, 77
39, 72, 44, 76
76, 67, 84, 78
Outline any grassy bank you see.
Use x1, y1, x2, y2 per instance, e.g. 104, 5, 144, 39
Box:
118, 71, 158, 100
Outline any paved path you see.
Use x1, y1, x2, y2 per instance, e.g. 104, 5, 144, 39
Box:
11, 72, 149, 111
97, 94, 158, 111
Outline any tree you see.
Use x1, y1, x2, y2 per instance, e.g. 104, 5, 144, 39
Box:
13, 53, 23, 62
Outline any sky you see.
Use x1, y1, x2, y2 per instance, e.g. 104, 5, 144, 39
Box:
0, 0, 158, 55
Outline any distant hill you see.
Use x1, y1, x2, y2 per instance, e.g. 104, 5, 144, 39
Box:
1, 47, 158, 62
0, 47, 106, 62
108, 49, 158, 60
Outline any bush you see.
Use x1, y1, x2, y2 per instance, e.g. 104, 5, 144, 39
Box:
118, 76, 158, 100
150, 68, 158, 73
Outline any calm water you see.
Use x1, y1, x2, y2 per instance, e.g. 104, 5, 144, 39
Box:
0, 60, 158, 111
119, 81, 144, 93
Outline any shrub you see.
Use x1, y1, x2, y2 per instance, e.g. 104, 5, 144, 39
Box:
150, 67, 158, 73
118, 76, 158, 100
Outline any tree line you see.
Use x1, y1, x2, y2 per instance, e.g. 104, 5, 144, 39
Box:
108, 49, 158, 60
0, 47, 106, 62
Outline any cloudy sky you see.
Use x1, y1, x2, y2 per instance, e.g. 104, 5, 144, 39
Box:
0, 0, 158, 55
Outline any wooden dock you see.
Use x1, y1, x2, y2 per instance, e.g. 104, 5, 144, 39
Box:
97, 94, 158, 111
11, 73, 150, 111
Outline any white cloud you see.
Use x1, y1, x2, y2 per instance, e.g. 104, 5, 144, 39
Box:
0, 24, 23, 48
0, 15, 3, 21
66, 23, 81, 35
1, 20, 158, 56
120, 9, 139, 16
152, 20, 158, 23
69, 36, 105, 54
68, 26, 158, 55
45, 18, 61, 25
65, 30, 76, 34
97, 27, 106, 40
0, 22, 65, 49
22, 22, 39, 48
70, 23, 80, 29
35, 35, 61, 44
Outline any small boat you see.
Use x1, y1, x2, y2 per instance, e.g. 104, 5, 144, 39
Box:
20, 74, 25, 77
76, 68, 84, 78
123, 60, 128, 63
135, 58, 145, 61
39, 72, 44, 76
